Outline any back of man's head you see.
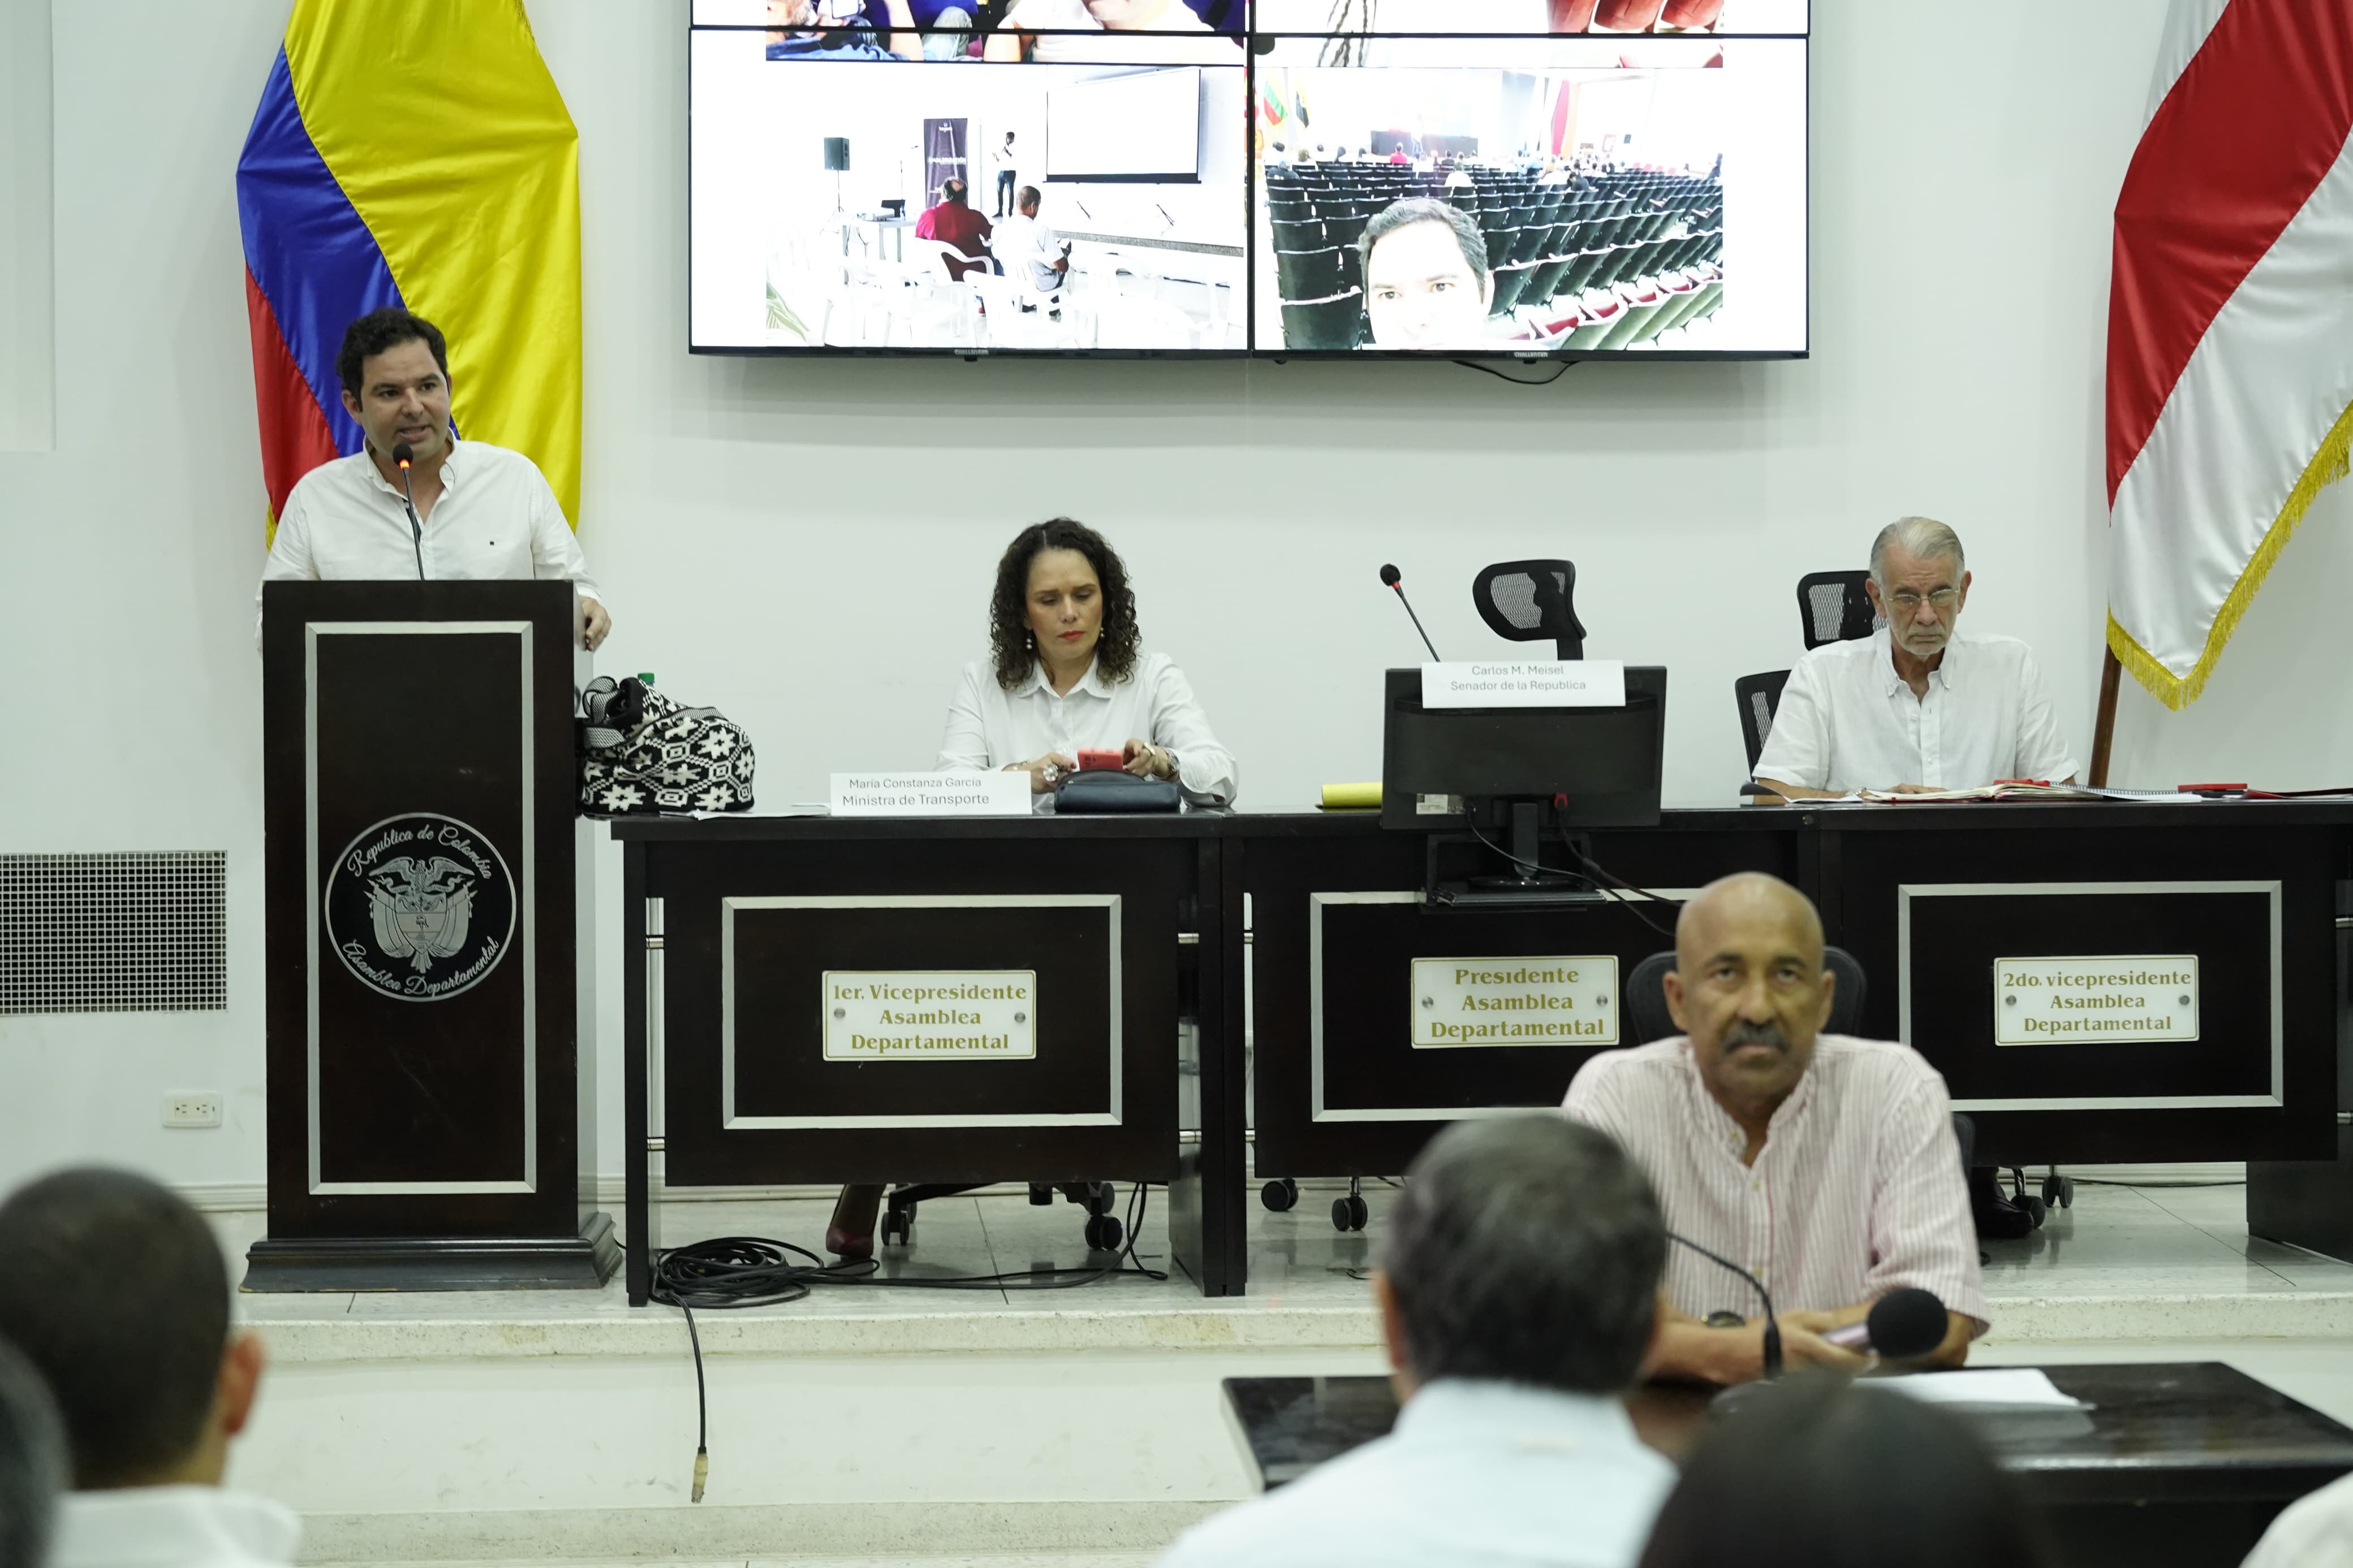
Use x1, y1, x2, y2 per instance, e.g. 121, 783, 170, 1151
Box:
1380, 1116, 1664, 1394
0, 1169, 230, 1488
943, 178, 968, 205
0, 1338, 64, 1568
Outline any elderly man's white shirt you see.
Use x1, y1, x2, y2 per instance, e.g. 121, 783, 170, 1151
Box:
256, 440, 602, 634
1753, 627, 2076, 794
51, 1486, 301, 1568
993, 213, 1064, 292
1154, 1379, 1674, 1568
940, 650, 1238, 806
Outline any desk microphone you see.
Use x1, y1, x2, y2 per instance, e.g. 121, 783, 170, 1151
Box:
1669, 1232, 1781, 1380
1819, 1287, 1949, 1359
390, 442, 425, 580
1378, 564, 1443, 662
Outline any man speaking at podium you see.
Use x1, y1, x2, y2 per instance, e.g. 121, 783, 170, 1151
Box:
256, 309, 611, 650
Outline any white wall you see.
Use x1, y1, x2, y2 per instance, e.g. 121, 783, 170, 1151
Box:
15, 0, 2340, 1199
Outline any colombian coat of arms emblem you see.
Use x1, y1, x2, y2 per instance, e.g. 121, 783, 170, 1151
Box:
324, 814, 517, 1002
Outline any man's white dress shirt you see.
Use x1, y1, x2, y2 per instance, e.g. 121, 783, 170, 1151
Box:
256, 439, 602, 630
1752, 628, 2076, 794
2244, 1468, 2353, 1568
51, 1486, 300, 1568
993, 212, 1066, 293
1155, 1379, 1675, 1568
940, 650, 1238, 806
1564, 1034, 1989, 1330
1003, 0, 1236, 62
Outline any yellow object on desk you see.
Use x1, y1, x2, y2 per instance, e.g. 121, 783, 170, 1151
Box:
1320, 782, 1382, 811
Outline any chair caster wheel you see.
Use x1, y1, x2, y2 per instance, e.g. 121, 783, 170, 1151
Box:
2043, 1175, 2075, 1210
880, 1209, 913, 1249
2020, 1195, 2048, 1229
1084, 1213, 1125, 1254
1261, 1178, 1299, 1213
1085, 1181, 1117, 1216
1331, 1194, 1368, 1233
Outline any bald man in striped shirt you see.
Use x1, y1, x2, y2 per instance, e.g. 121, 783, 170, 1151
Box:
1564, 873, 1985, 1385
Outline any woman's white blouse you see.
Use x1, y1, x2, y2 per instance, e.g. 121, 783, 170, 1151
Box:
938, 650, 1239, 806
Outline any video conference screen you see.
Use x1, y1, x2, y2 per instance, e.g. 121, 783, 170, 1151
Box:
688, 1, 1807, 358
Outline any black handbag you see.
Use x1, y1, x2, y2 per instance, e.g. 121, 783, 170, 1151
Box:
1054, 768, 1182, 814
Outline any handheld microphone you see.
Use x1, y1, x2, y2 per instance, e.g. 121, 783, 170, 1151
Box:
1378, 564, 1443, 663
1669, 1232, 1780, 1380
390, 440, 425, 580
1818, 1287, 1948, 1359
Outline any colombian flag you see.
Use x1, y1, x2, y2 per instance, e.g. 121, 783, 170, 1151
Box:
236, 1, 581, 539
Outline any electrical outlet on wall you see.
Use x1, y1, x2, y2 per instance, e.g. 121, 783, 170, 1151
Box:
162, 1093, 222, 1129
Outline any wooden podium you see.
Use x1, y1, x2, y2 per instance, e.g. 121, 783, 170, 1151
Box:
244, 581, 617, 1291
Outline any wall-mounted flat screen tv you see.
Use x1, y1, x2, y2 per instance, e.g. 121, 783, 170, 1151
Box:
687, 1, 1806, 359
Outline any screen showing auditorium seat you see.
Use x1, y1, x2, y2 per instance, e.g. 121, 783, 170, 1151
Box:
689, 1, 1249, 355
688, 2, 1805, 358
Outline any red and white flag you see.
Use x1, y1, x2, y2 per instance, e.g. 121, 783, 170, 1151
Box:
2107, 0, 2353, 710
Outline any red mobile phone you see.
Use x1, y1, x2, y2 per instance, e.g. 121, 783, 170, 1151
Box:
1076, 748, 1126, 771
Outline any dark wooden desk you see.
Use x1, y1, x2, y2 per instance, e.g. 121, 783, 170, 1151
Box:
1232, 804, 2349, 1231
614, 813, 1243, 1301
1223, 1365, 2353, 1568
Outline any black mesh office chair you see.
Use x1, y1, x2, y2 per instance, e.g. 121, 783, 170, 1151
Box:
1797, 569, 1876, 650
1734, 669, 1790, 772
1473, 559, 1586, 659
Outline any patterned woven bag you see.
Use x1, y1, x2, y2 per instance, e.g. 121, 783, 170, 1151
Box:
578, 676, 755, 816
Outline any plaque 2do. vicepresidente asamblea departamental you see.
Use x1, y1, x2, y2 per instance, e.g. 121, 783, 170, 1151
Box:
822, 970, 1040, 1061
1411, 956, 1621, 1048
1994, 956, 2201, 1046
323, 813, 518, 1004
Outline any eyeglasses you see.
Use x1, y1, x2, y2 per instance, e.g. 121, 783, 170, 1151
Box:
1887, 588, 1959, 612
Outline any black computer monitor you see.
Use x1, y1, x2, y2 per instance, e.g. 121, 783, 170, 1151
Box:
1379, 665, 1666, 832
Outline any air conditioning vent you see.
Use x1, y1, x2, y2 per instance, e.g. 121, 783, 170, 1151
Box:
0, 853, 227, 1014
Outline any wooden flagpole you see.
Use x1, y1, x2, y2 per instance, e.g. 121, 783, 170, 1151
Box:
2088, 647, 2122, 787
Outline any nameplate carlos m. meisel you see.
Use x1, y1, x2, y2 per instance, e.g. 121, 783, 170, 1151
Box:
1994, 956, 2201, 1045
1411, 956, 1621, 1048
824, 971, 1039, 1061
830, 771, 1029, 817
1421, 660, 1627, 709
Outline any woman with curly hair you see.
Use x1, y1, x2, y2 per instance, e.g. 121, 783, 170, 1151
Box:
938, 517, 1238, 807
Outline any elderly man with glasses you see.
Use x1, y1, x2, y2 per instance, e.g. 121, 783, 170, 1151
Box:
1752, 517, 2076, 800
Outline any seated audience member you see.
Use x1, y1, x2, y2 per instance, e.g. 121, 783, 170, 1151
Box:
993, 185, 1070, 295
0, 1170, 295, 1568
1360, 199, 1495, 350
763, 0, 921, 60
1564, 873, 1985, 1384
986, 0, 1238, 62
1157, 1116, 1678, 1568
0, 1338, 65, 1568
915, 179, 994, 280
1637, 1375, 2055, 1568
1753, 517, 2076, 798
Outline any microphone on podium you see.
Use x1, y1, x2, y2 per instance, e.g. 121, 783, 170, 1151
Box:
390, 441, 425, 581
1818, 1287, 1950, 1359
1378, 564, 1443, 662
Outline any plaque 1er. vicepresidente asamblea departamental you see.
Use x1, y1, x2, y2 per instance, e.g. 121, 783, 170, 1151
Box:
1410, 956, 1621, 1049
822, 970, 1040, 1061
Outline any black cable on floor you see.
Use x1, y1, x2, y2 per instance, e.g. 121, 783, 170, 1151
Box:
648, 1183, 1170, 1502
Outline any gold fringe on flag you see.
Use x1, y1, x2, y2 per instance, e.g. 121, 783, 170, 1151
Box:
2109, 392, 2353, 711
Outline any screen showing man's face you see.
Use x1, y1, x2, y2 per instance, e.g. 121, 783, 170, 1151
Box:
1364, 219, 1493, 350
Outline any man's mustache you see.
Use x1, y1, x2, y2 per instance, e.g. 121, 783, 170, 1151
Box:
1722, 1020, 1788, 1052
